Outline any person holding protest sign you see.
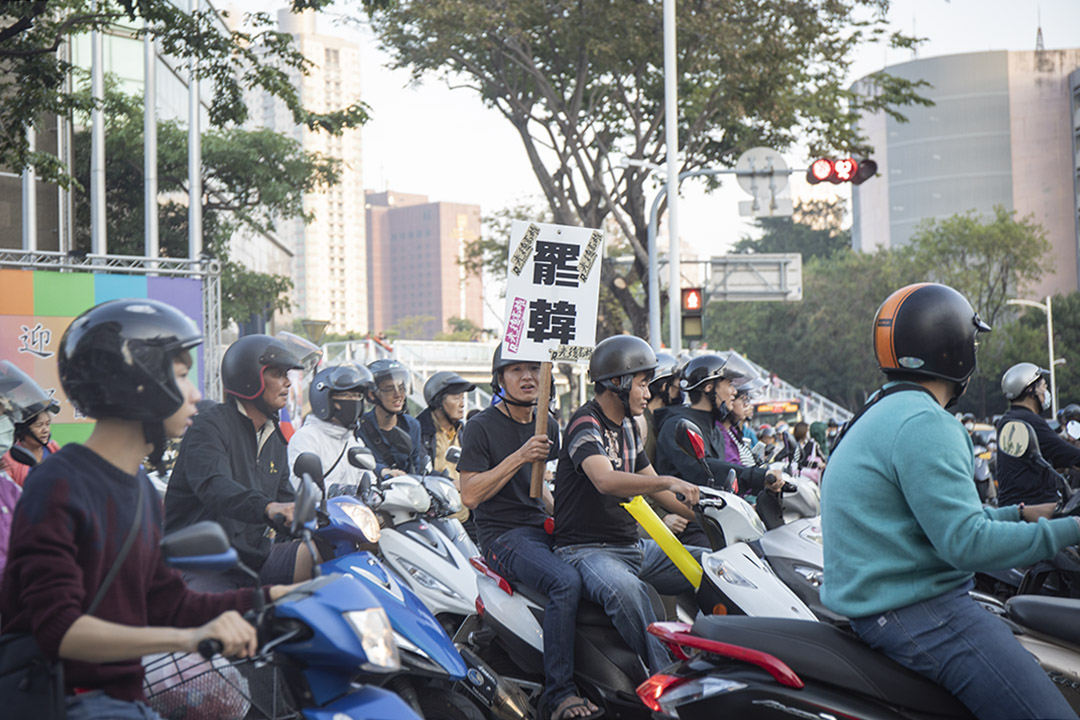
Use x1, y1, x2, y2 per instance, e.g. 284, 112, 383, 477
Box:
458, 346, 599, 720
552, 335, 703, 675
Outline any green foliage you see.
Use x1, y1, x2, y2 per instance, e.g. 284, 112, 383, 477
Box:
435, 316, 486, 341
71, 88, 340, 326
0, 0, 369, 185
733, 199, 851, 261
904, 205, 1051, 328
705, 207, 1053, 414
365, 0, 930, 339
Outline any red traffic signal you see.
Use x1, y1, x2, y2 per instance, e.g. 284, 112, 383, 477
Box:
806, 158, 877, 185
681, 287, 704, 315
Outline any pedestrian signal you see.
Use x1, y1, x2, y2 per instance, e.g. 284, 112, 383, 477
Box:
681, 287, 704, 341
681, 288, 704, 316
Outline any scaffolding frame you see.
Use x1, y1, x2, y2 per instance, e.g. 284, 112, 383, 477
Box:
0, 249, 223, 399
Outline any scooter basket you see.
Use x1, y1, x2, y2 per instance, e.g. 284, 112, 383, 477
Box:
143, 652, 297, 720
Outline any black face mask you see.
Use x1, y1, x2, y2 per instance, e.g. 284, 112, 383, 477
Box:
332, 399, 362, 428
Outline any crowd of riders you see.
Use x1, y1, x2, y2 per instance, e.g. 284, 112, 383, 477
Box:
5, 281, 1080, 719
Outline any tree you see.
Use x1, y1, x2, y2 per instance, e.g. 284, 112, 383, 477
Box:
72, 89, 340, 326
366, 0, 929, 339
904, 205, 1051, 328
0, 0, 370, 185
732, 199, 851, 261
435, 316, 487, 342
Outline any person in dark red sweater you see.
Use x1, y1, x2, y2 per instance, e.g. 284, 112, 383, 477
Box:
0, 299, 297, 720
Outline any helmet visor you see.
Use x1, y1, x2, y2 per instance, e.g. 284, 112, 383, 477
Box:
273, 331, 323, 373
0, 361, 54, 424
735, 375, 768, 400
719, 352, 756, 382
373, 368, 411, 397
323, 364, 370, 392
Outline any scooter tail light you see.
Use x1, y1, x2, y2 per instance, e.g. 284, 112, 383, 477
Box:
469, 556, 514, 596
475, 596, 485, 617
636, 673, 686, 713
647, 622, 805, 689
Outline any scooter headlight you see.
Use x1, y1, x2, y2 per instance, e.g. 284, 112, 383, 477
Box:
393, 630, 431, 660
339, 501, 381, 544
703, 555, 757, 589
344, 608, 399, 672
398, 558, 464, 600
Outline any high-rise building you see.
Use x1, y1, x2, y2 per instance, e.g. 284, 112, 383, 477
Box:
365, 190, 483, 340
852, 48, 1080, 297
248, 10, 367, 336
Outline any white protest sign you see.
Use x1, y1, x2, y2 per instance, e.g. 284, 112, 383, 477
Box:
502, 220, 604, 364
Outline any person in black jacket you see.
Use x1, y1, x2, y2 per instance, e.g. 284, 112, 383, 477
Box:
165, 334, 315, 591
995, 362, 1080, 506
655, 354, 785, 496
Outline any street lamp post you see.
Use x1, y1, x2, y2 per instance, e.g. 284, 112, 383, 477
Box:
1007, 296, 1058, 416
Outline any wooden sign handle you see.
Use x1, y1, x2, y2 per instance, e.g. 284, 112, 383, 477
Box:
529, 362, 553, 498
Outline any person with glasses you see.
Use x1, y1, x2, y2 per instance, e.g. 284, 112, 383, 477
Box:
358, 359, 429, 479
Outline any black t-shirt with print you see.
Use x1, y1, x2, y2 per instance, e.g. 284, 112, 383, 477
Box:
456, 404, 560, 553
553, 399, 650, 547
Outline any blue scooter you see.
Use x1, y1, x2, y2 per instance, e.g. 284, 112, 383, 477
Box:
296, 451, 531, 720
156, 473, 422, 720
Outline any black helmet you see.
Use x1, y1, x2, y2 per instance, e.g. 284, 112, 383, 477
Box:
222, 334, 303, 401
491, 344, 542, 405
1058, 403, 1080, 424
309, 364, 373, 423
589, 335, 658, 383
424, 371, 475, 408
650, 352, 679, 385
873, 283, 990, 384
59, 299, 203, 421
680, 354, 728, 391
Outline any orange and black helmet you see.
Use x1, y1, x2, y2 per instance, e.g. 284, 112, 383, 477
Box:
873, 283, 990, 384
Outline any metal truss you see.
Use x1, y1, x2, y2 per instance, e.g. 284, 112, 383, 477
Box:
0, 249, 223, 400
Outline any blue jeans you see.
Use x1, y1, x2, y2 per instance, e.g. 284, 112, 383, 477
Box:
555, 539, 702, 674
851, 580, 1077, 720
66, 691, 164, 720
486, 526, 584, 710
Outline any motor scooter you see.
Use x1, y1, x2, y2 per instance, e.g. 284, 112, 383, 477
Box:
148, 474, 421, 720
294, 451, 529, 720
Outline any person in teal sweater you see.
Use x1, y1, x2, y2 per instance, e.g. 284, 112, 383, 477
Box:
822, 283, 1080, 720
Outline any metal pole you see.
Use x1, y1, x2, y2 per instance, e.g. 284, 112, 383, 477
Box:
647, 188, 667, 352
188, 0, 202, 260
1048, 295, 1057, 417
90, 7, 107, 255
144, 21, 159, 259
663, 0, 681, 351
21, 125, 36, 251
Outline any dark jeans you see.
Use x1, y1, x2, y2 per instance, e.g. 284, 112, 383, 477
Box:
852, 580, 1077, 720
485, 526, 583, 710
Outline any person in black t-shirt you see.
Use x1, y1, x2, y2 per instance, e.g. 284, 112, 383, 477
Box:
553, 336, 702, 674
458, 346, 599, 720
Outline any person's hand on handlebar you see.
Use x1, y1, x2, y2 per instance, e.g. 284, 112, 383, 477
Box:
664, 477, 700, 507
765, 469, 786, 493
188, 610, 257, 658
1023, 502, 1059, 522
265, 501, 295, 525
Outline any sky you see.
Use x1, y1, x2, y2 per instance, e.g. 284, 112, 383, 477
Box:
235, 0, 1080, 326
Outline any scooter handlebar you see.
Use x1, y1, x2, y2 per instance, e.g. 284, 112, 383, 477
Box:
198, 638, 224, 659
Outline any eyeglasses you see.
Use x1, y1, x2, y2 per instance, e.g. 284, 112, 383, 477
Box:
376, 383, 407, 396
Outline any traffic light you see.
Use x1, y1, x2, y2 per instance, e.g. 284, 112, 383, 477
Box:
806, 157, 878, 185
681, 287, 704, 340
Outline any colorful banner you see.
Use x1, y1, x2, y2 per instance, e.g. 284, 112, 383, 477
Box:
0, 269, 204, 446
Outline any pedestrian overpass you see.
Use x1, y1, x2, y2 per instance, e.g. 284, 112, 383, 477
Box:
321, 339, 852, 423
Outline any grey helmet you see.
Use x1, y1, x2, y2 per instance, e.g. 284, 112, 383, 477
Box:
649, 352, 681, 406
423, 371, 476, 409
310, 364, 373, 426
1002, 362, 1049, 402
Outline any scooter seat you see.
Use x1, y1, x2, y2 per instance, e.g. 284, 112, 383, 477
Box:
1006, 595, 1080, 646
518, 582, 666, 627
691, 616, 972, 717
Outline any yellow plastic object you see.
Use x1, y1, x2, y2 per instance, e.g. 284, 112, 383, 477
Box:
622, 495, 702, 589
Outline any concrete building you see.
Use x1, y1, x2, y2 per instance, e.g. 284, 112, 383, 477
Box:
247, 10, 367, 336
852, 48, 1080, 298
366, 190, 483, 340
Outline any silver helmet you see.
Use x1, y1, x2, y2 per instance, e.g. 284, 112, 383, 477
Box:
1001, 362, 1049, 401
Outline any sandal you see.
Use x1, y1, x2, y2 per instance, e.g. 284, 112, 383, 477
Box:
552, 698, 605, 720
